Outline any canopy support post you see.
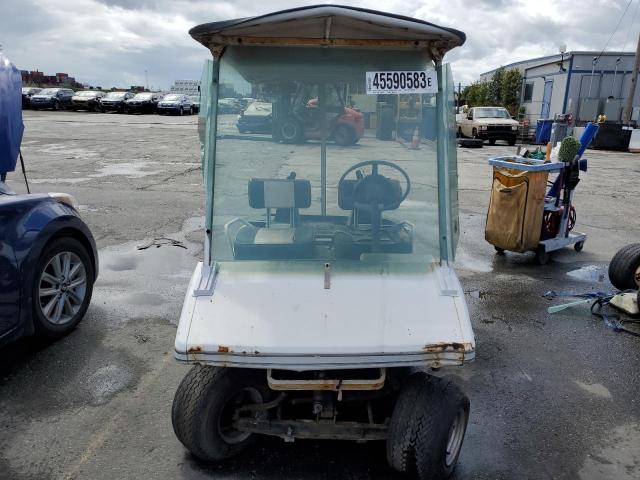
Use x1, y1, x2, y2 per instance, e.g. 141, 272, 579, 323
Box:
203, 47, 224, 268
435, 60, 451, 265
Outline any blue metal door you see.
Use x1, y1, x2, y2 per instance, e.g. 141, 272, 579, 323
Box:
541, 80, 553, 119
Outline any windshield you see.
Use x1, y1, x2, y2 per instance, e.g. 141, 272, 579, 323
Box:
106, 92, 126, 99
133, 93, 153, 100
163, 94, 182, 101
76, 91, 98, 97
203, 45, 453, 266
38, 89, 59, 96
474, 107, 510, 119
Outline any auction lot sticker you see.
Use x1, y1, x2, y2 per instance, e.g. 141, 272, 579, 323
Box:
366, 71, 438, 94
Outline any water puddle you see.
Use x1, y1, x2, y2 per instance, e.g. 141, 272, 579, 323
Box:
567, 265, 606, 283
455, 249, 493, 273
579, 423, 640, 479
30, 177, 91, 184
90, 161, 161, 178
93, 216, 202, 324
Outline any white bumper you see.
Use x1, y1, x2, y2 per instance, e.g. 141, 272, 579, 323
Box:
175, 261, 475, 371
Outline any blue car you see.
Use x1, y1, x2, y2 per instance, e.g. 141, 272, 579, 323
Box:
0, 182, 98, 347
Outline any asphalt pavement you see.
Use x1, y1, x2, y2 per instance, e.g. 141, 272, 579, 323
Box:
1, 110, 639, 480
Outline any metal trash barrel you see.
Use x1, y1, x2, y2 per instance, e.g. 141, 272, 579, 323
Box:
549, 114, 569, 147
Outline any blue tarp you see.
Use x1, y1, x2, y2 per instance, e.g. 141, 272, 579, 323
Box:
0, 53, 24, 174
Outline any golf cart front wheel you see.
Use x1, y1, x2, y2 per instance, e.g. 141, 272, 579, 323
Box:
574, 241, 585, 252
171, 365, 270, 462
387, 373, 470, 480
608, 243, 640, 290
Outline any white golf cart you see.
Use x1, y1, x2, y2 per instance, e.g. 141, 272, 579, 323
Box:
172, 6, 475, 479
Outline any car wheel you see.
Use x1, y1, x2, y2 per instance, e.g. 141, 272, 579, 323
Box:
52, 101, 59, 111
457, 127, 463, 138
179, 107, 184, 116
172, 366, 270, 462
32, 237, 94, 338
387, 373, 470, 480
608, 243, 640, 290
508, 137, 516, 146
471, 127, 478, 139
333, 125, 354, 146
280, 118, 304, 144
488, 139, 496, 146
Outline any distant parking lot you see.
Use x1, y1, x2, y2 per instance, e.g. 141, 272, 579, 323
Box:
1, 110, 639, 480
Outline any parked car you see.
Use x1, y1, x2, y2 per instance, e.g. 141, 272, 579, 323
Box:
100, 91, 134, 113
71, 90, 106, 112
239, 97, 256, 110
21, 87, 41, 109
0, 182, 98, 347
457, 106, 518, 145
29, 88, 74, 111
157, 94, 193, 115
237, 101, 273, 133
218, 97, 241, 114
188, 95, 200, 114
125, 92, 160, 114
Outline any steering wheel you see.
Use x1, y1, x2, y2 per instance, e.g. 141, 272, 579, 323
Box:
338, 160, 411, 253
338, 160, 411, 212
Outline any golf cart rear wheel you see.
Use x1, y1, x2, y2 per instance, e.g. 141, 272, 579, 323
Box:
171, 365, 269, 462
608, 243, 640, 290
280, 118, 304, 144
387, 373, 470, 480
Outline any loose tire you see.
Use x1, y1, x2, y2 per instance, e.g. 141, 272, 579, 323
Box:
280, 118, 304, 144
32, 237, 94, 338
387, 373, 470, 480
172, 366, 270, 462
608, 243, 640, 290
334, 125, 354, 146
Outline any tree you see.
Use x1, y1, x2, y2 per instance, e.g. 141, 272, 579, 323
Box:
461, 67, 523, 115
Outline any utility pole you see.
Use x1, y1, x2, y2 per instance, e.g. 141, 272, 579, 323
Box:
145, 70, 149, 91
623, 32, 640, 124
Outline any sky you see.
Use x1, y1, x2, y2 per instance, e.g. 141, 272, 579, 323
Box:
1, 0, 639, 90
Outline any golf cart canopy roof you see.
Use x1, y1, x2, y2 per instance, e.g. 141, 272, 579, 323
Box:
189, 5, 465, 58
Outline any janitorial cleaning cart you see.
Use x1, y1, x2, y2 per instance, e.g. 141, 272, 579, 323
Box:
485, 123, 599, 264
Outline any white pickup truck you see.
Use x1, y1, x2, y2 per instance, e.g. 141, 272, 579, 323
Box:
457, 106, 519, 145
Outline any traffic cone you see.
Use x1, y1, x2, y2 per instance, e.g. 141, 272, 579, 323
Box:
409, 127, 420, 150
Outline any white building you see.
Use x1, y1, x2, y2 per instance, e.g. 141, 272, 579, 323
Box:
481, 51, 640, 125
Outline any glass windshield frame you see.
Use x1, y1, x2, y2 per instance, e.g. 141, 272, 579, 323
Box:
200, 46, 458, 268
474, 107, 510, 119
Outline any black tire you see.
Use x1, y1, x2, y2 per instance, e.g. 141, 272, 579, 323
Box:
535, 246, 550, 265
190, 106, 195, 115
488, 139, 496, 146
32, 237, 94, 338
471, 127, 478, 139
334, 125, 354, 146
52, 101, 59, 111
172, 366, 270, 462
179, 107, 184, 116
387, 373, 470, 480
280, 118, 304, 144
574, 241, 585, 252
457, 127, 462, 138
508, 137, 516, 146
608, 243, 640, 290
